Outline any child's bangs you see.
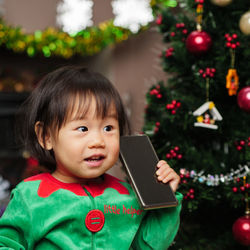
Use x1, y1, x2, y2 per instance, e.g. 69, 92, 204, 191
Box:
65, 90, 118, 122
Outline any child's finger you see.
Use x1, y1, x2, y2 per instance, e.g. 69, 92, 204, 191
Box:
169, 177, 180, 193
162, 172, 180, 192
156, 166, 173, 180
156, 161, 170, 175
162, 171, 176, 183
156, 160, 168, 168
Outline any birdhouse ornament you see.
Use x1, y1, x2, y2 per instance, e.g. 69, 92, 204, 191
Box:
193, 101, 223, 129
193, 68, 223, 129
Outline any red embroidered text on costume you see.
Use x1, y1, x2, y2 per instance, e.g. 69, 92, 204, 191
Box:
104, 204, 144, 217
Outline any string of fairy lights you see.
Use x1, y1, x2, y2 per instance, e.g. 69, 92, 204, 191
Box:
180, 164, 250, 186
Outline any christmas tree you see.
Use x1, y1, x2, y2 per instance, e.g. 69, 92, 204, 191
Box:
144, 0, 250, 248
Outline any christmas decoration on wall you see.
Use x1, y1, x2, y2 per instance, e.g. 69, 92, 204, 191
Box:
239, 11, 250, 35
210, 0, 232, 7
0, 19, 132, 58
56, 0, 93, 34
225, 33, 240, 95
112, 0, 154, 33
0, 0, 172, 59
237, 86, 250, 113
185, 0, 212, 55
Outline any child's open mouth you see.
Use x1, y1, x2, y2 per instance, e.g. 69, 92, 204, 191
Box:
85, 156, 105, 161
84, 155, 105, 167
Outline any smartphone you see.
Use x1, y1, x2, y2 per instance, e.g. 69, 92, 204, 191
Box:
119, 134, 178, 210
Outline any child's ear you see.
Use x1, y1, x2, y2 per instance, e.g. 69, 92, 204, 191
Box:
34, 121, 53, 150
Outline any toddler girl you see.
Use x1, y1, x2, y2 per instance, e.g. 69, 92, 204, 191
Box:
0, 66, 182, 249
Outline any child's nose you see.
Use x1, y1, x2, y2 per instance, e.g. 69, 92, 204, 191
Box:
88, 132, 105, 148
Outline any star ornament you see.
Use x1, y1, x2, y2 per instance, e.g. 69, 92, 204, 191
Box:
112, 0, 154, 33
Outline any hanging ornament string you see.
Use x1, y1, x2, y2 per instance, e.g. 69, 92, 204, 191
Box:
225, 33, 240, 96
185, 1, 212, 55
199, 67, 216, 101
195, 0, 204, 31
230, 45, 236, 69
206, 77, 210, 102
180, 163, 250, 186
243, 176, 250, 215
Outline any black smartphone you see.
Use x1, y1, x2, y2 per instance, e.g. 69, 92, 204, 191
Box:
119, 134, 178, 210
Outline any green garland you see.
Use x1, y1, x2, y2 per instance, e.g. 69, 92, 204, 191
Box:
0, 19, 133, 59
0, 0, 176, 59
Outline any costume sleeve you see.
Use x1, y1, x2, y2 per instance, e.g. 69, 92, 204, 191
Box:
0, 188, 32, 250
131, 192, 183, 250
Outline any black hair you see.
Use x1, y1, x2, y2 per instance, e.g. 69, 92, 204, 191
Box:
17, 65, 130, 171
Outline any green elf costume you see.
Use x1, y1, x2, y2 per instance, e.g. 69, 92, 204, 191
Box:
0, 173, 182, 249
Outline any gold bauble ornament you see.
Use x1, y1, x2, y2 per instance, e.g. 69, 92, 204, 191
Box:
210, 0, 232, 6
239, 11, 250, 35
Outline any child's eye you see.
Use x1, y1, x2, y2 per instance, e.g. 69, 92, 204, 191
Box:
103, 125, 113, 132
77, 126, 88, 132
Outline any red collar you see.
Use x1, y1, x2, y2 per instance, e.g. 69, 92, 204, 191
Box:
24, 173, 129, 198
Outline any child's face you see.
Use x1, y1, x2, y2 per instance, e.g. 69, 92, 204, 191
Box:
45, 97, 120, 183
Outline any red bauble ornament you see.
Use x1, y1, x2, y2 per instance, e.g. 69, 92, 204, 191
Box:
237, 87, 250, 113
186, 31, 212, 55
232, 214, 250, 246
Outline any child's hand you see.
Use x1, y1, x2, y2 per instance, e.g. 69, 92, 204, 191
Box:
155, 160, 180, 192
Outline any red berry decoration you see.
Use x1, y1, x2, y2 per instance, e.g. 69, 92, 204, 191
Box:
199, 67, 216, 78
166, 100, 181, 114
155, 122, 160, 127
232, 215, 250, 246
237, 86, 250, 113
165, 47, 174, 58
150, 87, 163, 99
156, 15, 162, 25
177, 154, 183, 159
166, 146, 183, 160
186, 30, 212, 55
224, 33, 240, 50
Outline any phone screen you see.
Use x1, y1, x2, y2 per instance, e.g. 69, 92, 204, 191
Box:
120, 134, 178, 210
